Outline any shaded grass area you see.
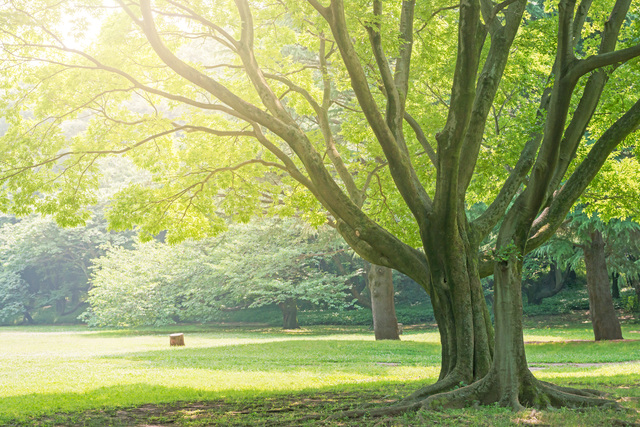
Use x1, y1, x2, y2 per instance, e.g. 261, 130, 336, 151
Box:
1, 317, 640, 426
7, 383, 640, 426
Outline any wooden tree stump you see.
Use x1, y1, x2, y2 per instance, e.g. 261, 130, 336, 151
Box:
169, 333, 185, 346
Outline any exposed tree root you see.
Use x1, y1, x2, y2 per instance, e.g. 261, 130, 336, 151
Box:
537, 380, 608, 398
329, 372, 618, 422
420, 374, 619, 411
400, 372, 468, 403
535, 380, 619, 409
326, 401, 423, 421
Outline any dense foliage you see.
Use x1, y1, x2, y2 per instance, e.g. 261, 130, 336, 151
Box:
0, 211, 132, 324
83, 218, 361, 327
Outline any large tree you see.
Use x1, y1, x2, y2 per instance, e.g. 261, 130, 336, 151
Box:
1, 0, 640, 411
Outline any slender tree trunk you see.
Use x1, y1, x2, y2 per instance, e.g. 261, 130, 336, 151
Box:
611, 272, 620, 299
583, 230, 623, 340
367, 264, 399, 340
279, 298, 300, 329
71, 288, 81, 305
22, 311, 34, 325
524, 261, 566, 305
56, 298, 66, 316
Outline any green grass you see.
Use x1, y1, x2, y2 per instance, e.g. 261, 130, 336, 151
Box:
1, 318, 640, 426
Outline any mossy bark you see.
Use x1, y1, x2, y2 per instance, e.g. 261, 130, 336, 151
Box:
409, 219, 494, 398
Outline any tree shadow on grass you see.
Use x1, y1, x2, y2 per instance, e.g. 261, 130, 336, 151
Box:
0, 381, 426, 426
3, 380, 640, 427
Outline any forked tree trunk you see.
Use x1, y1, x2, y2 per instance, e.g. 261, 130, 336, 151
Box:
367, 264, 399, 340
583, 230, 623, 341
416, 221, 494, 394
279, 298, 300, 330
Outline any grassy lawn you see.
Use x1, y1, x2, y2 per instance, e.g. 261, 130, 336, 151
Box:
1, 316, 639, 426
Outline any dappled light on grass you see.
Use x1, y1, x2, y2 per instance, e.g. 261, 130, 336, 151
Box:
0, 326, 440, 421
1, 324, 640, 423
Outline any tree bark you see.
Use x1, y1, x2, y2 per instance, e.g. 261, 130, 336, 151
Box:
524, 262, 567, 305
611, 272, 620, 299
420, 218, 494, 387
367, 264, 400, 340
22, 311, 34, 325
583, 230, 623, 340
279, 298, 300, 329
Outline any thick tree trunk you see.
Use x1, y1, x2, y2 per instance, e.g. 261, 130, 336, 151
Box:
583, 230, 623, 341
415, 221, 494, 393
279, 298, 300, 330
367, 264, 399, 340
408, 253, 613, 413
488, 257, 533, 409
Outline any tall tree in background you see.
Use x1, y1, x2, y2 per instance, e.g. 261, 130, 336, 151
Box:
532, 210, 640, 340
84, 218, 358, 328
582, 228, 623, 340
1, 0, 640, 411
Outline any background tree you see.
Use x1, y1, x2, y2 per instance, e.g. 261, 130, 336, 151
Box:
85, 218, 359, 328
0, 211, 131, 324
1, 0, 640, 411
532, 209, 640, 339
522, 256, 575, 306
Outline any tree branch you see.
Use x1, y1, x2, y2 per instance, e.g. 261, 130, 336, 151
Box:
1, 127, 187, 180
571, 0, 593, 48
546, 0, 634, 195
233, 0, 294, 123
365, 0, 403, 135
393, 1, 415, 108
320, 0, 432, 224
404, 112, 437, 167
528, 96, 640, 251
457, 0, 526, 198
568, 43, 640, 81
